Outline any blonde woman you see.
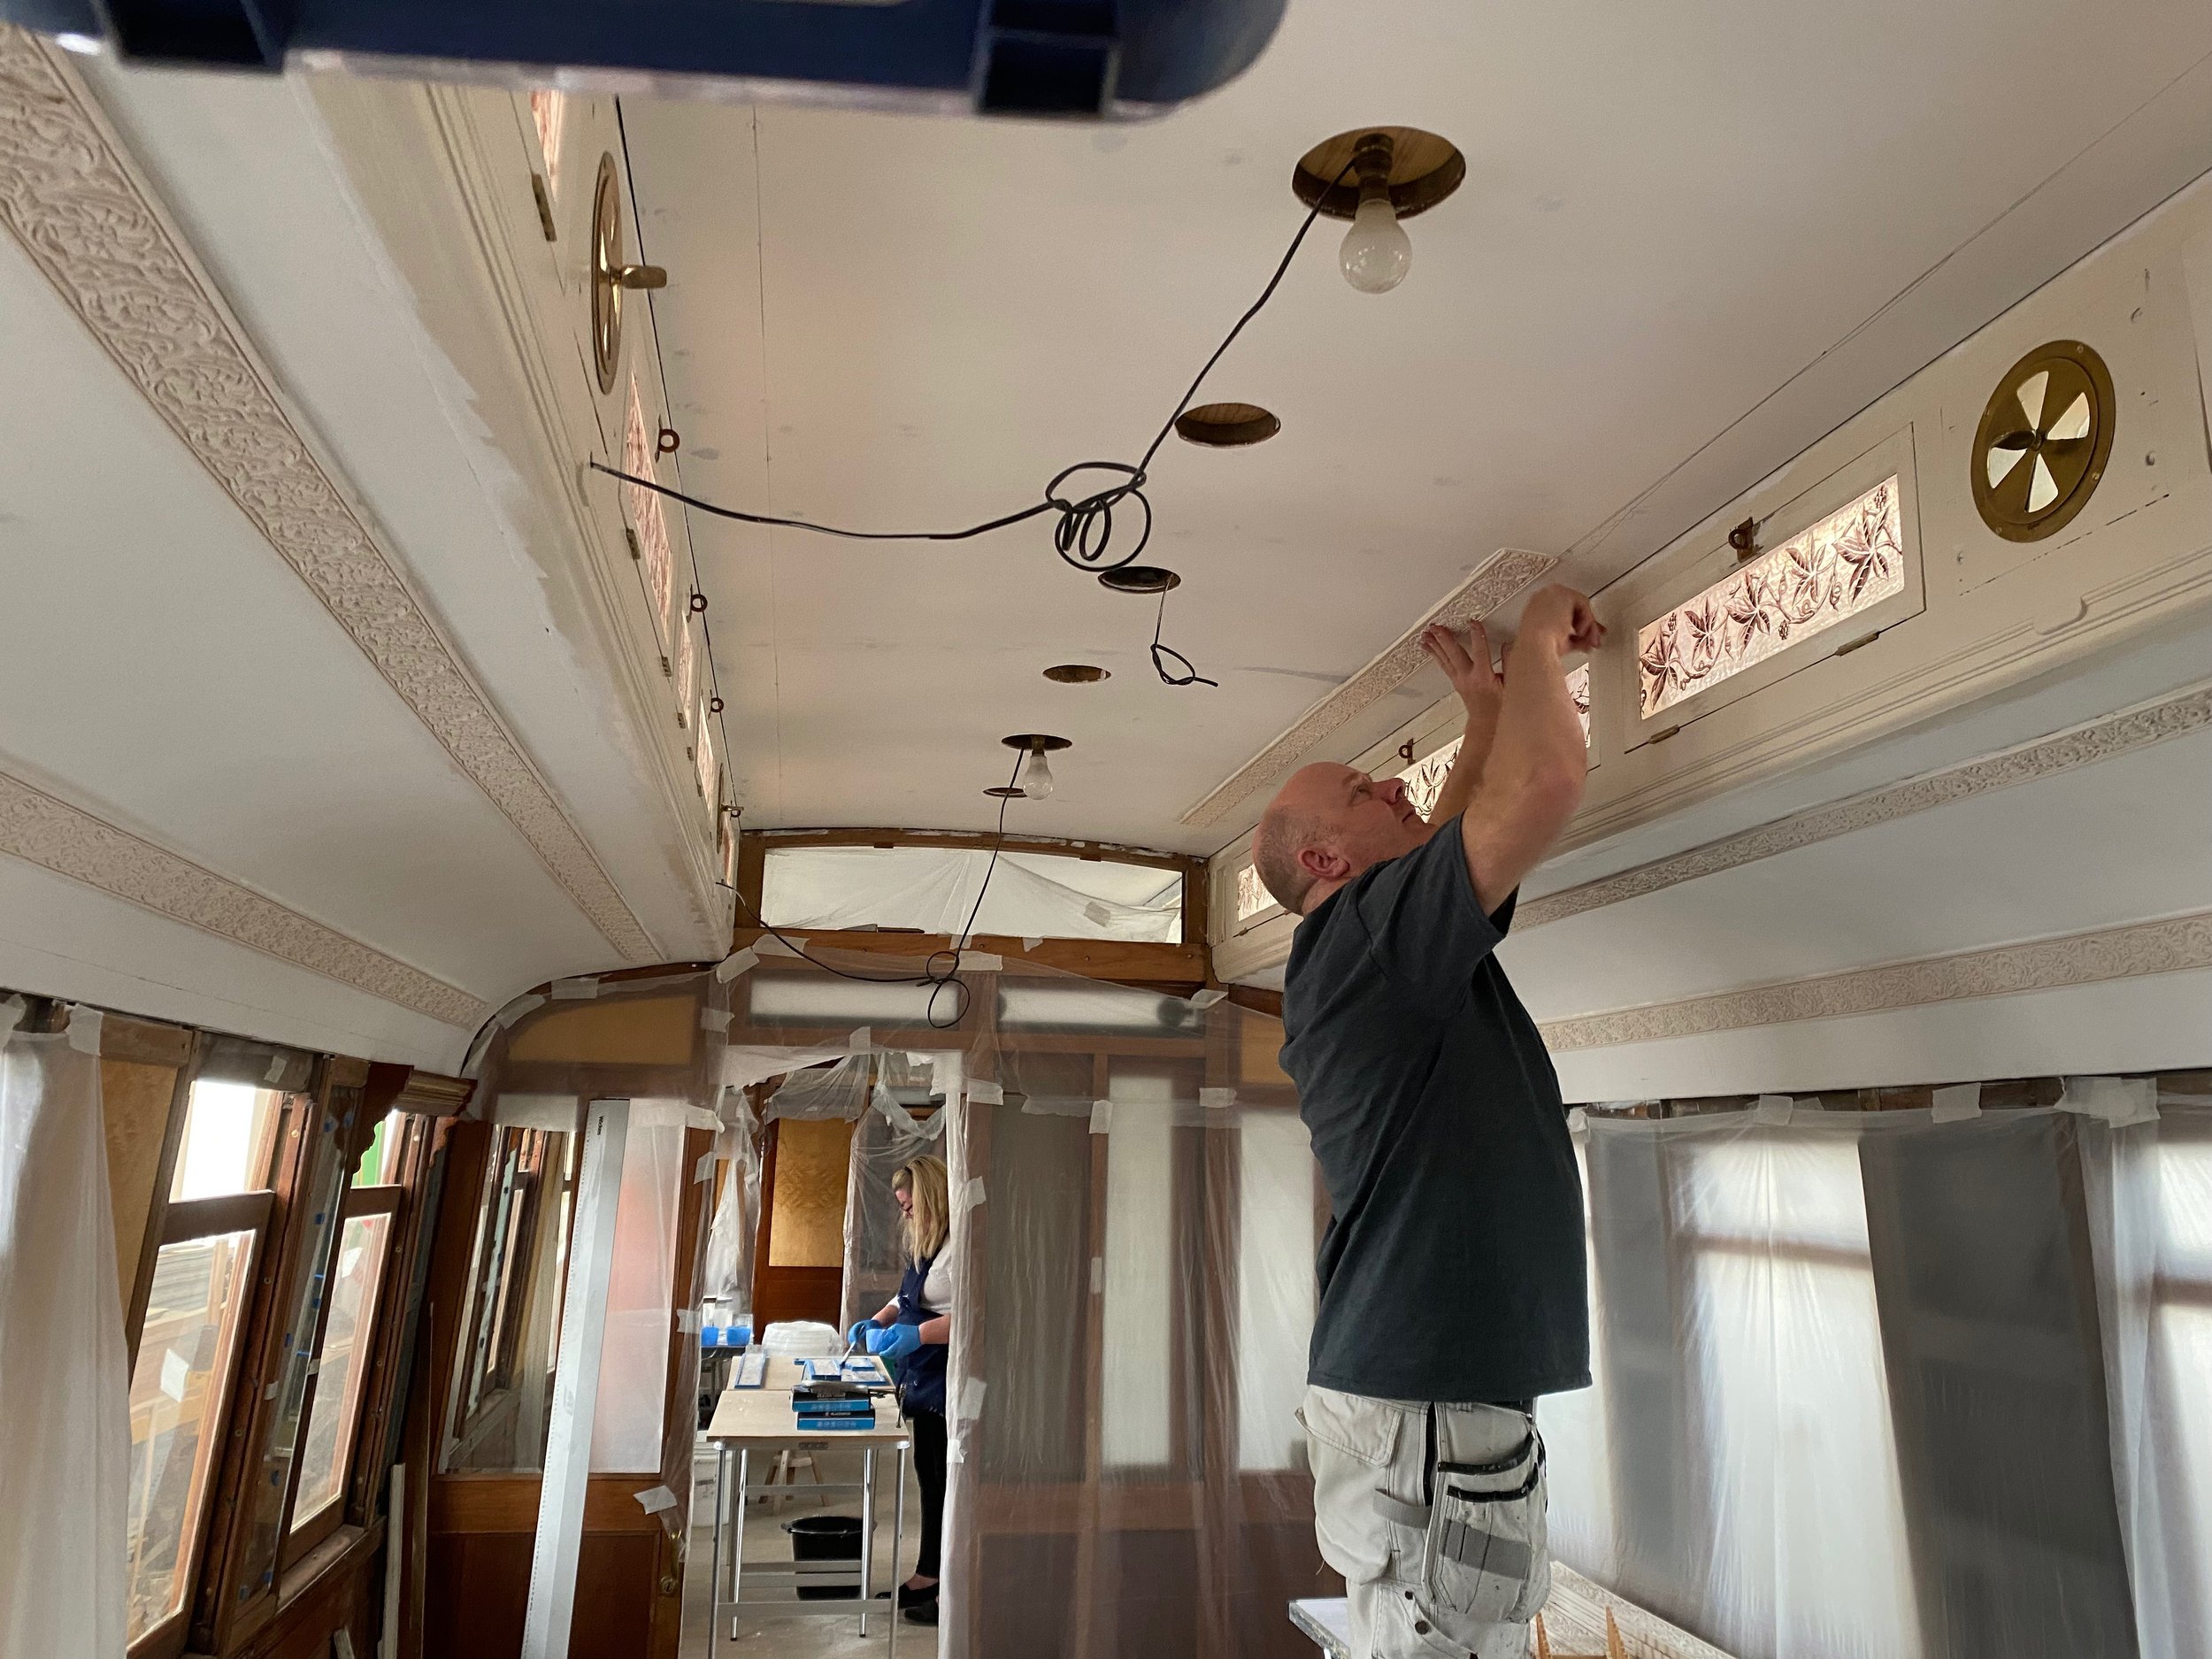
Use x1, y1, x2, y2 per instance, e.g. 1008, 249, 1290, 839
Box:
849, 1154, 953, 1624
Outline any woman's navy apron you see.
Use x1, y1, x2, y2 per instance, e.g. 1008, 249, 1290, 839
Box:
894, 1252, 947, 1416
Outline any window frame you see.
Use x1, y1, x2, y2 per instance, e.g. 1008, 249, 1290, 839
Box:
280, 1180, 403, 1564
1607, 428, 1924, 750
442, 1125, 572, 1468
125, 1189, 275, 1659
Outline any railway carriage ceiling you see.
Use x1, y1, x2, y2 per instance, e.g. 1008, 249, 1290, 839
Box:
619, 0, 2212, 851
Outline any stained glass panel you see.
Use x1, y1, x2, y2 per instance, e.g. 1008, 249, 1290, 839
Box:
528, 90, 566, 197
1234, 864, 1273, 922
1638, 476, 1903, 719
623, 381, 674, 640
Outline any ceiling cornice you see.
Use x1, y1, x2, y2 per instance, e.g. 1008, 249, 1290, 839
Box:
1520, 677, 2212, 930
0, 29, 657, 962
0, 764, 489, 1029
1540, 907, 2212, 1053
1179, 547, 1555, 828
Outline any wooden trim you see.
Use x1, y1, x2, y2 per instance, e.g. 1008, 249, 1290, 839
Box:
1224, 986, 1282, 1019
426, 1471, 672, 1533
754, 826, 1196, 873
96, 1011, 196, 1066
733, 926, 1207, 985
342, 1182, 404, 1217
163, 1188, 276, 1244
127, 1037, 205, 1371
392, 1069, 476, 1118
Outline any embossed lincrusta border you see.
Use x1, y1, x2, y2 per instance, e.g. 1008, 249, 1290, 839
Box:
1520, 680, 2212, 930
1181, 549, 1557, 827
0, 31, 657, 961
1540, 909, 2212, 1052
0, 768, 489, 1028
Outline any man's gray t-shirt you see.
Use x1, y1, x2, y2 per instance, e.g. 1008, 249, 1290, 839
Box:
1282, 818, 1589, 1404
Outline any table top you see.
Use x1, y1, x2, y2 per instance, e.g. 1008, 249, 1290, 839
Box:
705, 1384, 910, 1448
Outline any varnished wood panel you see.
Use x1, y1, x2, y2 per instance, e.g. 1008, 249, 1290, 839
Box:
424, 1532, 656, 1659
100, 1056, 181, 1314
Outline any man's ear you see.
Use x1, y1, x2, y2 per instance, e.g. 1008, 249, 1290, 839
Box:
1296, 843, 1348, 884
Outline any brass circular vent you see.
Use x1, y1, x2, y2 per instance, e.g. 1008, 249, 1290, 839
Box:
1970, 340, 2114, 542
1097, 565, 1180, 595
1043, 664, 1110, 683
1292, 127, 1464, 220
591, 153, 667, 396
1173, 403, 1281, 447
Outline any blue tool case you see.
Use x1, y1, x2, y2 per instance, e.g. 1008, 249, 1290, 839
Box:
6, 0, 1286, 119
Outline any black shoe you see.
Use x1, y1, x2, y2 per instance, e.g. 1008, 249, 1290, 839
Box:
898, 1580, 939, 1609
903, 1601, 940, 1626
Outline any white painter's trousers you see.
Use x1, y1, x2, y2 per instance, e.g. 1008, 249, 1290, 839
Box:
1301, 1386, 1550, 1659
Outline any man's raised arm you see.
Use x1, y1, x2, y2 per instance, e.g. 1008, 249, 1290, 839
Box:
1417, 621, 1502, 833
1459, 586, 1605, 914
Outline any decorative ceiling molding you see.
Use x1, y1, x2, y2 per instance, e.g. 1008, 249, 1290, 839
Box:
0, 30, 657, 962
1520, 679, 2212, 930
1540, 908, 2212, 1053
1180, 548, 1555, 827
0, 767, 490, 1029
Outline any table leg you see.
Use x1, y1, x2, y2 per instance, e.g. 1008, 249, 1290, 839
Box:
858, 1446, 876, 1638
731, 1446, 750, 1642
708, 1445, 726, 1659
888, 1443, 906, 1659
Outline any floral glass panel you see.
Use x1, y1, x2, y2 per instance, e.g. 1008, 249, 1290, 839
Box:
1638, 476, 1904, 719
528, 90, 566, 197
1400, 737, 1463, 820
1567, 662, 1592, 743
623, 381, 675, 640
1234, 863, 1274, 922
695, 709, 718, 810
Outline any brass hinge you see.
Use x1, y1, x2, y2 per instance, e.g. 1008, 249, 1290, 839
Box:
1834, 629, 1882, 657
530, 173, 557, 242
1648, 724, 1682, 744
625, 527, 641, 562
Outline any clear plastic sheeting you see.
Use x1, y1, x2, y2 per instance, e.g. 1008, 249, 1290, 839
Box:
1541, 1091, 2212, 1659
840, 1080, 942, 1332
0, 1004, 130, 1658
760, 843, 1185, 941
702, 1106, 760, 1316
588, 1100, 687, 1472
764, 1054, 873, 1123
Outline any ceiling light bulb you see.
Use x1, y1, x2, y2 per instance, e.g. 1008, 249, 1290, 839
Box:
1020, 745, 1056, 800
1340, 192, 1411, 294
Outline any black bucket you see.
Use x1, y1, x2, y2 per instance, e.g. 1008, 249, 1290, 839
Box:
787, 1513, 863, 1601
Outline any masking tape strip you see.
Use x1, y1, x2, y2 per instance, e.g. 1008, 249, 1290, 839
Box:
1930, 1083, 1982, 1124
495, 993, 546, 1029
1022, 937, 1042, 952
959, 950, 1003, 972
694, 1153, 715, 1184
967, 1080, 1003, 1106
549, 978, 600, 1000
1199, 1087, 1236, 1110
1190, 988, 1228, 1010
1752, 1094, 1793, 1125
754, 936, 802, 958
701, 1007, 733, 1033
1089, 1099, 1113, 1134
66, 1005, 104, 1056
676, 1310, 700, 1333
714, 948, 760, 983
848, 1025, 872, 1054
633, 1485, 679, 1516
1565, 1108, 1589, 1136
956, 1377, 987, 1421
265, 1053, 289, 1084
0, 996, 22, 1038
960, 1176, 986, 1211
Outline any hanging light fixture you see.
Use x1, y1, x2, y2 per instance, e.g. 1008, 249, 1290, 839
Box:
1002, 733, 1071, 800
1291, 126, 1464, 297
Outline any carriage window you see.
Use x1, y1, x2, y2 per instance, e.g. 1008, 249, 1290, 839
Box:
1638, 475, 1903, 720
125, 1222, 261, 1644
1234, 863, 1275, 923
761, 845, 1185, 942
169, 1080, 280, 1201
288, 1192, 399, 1540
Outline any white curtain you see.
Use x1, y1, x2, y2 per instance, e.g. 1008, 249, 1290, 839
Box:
2081, 1094, 2212, 1659
0, 1002, 130, 1657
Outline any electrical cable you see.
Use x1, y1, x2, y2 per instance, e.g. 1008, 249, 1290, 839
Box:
724, 746, 1026, 1030
590, 157, 1357, 687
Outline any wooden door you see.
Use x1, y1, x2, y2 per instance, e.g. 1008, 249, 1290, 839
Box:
749, 1117, 854, 1329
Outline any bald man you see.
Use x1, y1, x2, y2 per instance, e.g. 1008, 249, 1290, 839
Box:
1259, 584, 1604, 1659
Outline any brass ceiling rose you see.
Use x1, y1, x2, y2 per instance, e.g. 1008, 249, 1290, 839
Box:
1173, 402, 1281, 447
1970, 339, 2115, 542
591, 152, 667, 396
1292, 126, 1464, 220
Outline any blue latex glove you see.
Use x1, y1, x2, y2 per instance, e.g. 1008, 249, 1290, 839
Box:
867, 1323, 922, 1363
847, 1320, 876, 1350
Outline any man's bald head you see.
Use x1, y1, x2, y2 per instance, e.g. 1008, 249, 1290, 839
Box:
1253, 763, 1426, 916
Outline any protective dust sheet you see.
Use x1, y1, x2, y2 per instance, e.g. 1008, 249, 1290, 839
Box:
1540, 1094, 2212, 1659
759, 844, 1184, 941
0, 1011, 130, 1657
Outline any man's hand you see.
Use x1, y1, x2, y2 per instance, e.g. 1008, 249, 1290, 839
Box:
1516, 585, 1606, 658
1421, 622, 1502, 718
